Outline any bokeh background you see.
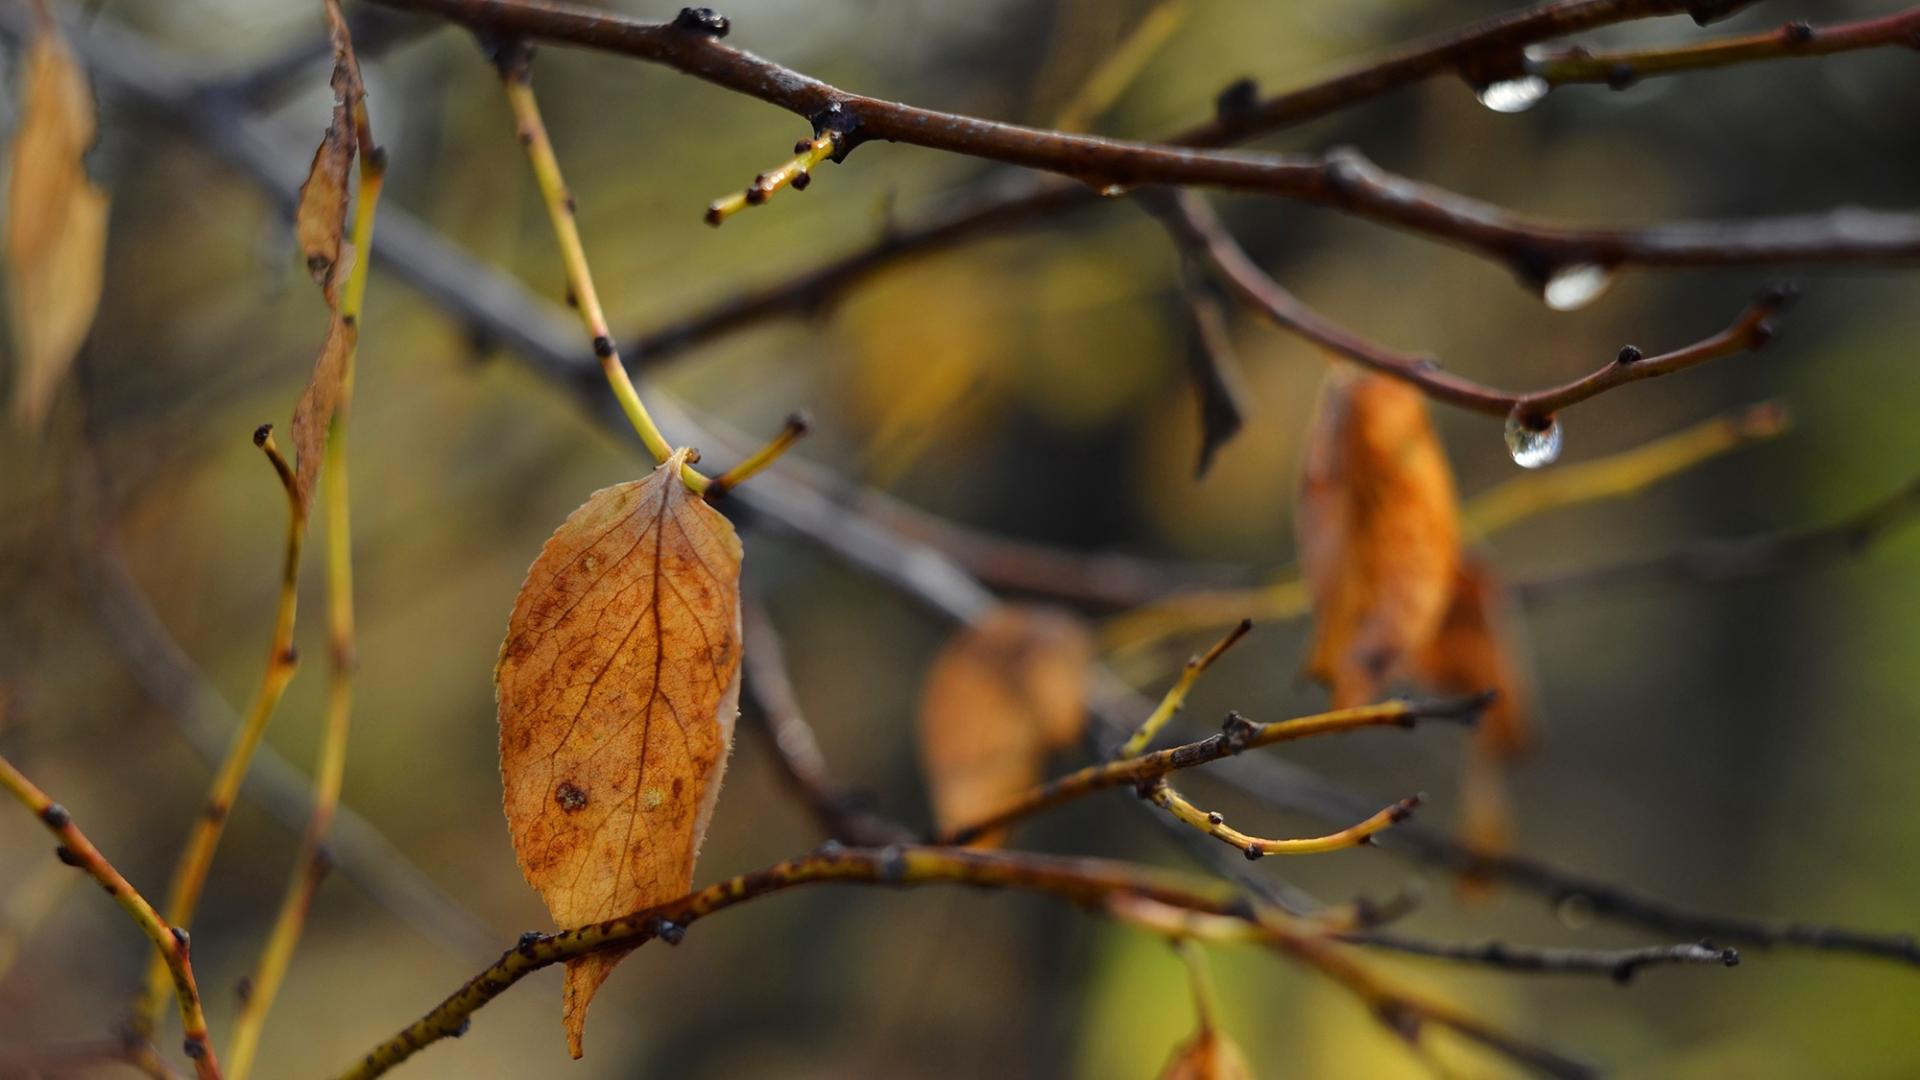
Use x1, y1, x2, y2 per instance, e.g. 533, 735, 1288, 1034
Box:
3, 0, 1918, 1076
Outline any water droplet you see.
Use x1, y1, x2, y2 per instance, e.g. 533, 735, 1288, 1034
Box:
1541, 263, 1614, 311
1097, 183, 1131, 198
1504, 411, 1563, 469
1475, 75, 1549, 114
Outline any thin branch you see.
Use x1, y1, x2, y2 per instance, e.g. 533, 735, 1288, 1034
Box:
939, 697, 1484, 847
1154, 188, 1790, 422
371, 0, 1920, 283
1150, 781, 1421, 857
133, 428, 306, 1038
1526, 8, 1920, 89
739, 603, 914, 847
1516, 475, 1920, 601
1175, 259, 1250, 478
332, 845, 1594, 1080
228, 20, 388, 1074
0, 756, 221, 1079
1116, 618, 1252, 758
1347, 932, 1738, 982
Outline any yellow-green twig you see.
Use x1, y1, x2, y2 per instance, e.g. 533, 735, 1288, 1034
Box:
1049, 0, 1191, 133
133, 430, 305, 1038
704, 412, 810, 499
0, 755, 222, 1080
1151, 781, 1420, 857
1115, 618, 1250, 758
705, 134, 837, 225
497, 59, 702, 489
225, 133, 386, 1080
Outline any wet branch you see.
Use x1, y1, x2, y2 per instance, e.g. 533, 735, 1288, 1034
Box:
1154, 188, 1790, 422
368, 0, 1920, 284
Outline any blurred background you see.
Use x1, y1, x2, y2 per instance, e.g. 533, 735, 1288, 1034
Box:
2, 0, 1918, 1076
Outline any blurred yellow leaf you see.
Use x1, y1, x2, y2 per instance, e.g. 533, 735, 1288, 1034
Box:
5, 26, 108, 431
917, 605, 1094, 844
1296, 368, 1461, 706
496, 449, 744, 1058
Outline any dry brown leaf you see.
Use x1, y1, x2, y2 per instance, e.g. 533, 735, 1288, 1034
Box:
287, 313, 355, 513
917, 605, 1093, 844
294, 104, 354, 304
5, 28, 108, 431
1414, 555, 1532, 761
496, 449, 744, 1058
1296, 368, 1460, 707
1160, 1026, 1256, 1080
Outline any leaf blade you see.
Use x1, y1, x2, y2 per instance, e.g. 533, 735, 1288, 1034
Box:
497, 449, 743, 1057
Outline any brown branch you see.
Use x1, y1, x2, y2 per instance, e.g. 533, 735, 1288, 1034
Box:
938, 697, 1484, 847
369, 0, 1920, 285
1526, 8, 1920, 89
332, 845, 1595, 1080
1154, 188, 1789, 421
739, 602, 914, 846
0, 756, 221, 1079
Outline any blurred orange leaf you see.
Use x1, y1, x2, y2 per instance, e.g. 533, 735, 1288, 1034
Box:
496, 449, 744, 1058
1296, 368, 1460, 706
1414, 555, 1532, 761
1160, 1025, 1256, 1080
5, 25, 108, 431
917, 605, 1093, 844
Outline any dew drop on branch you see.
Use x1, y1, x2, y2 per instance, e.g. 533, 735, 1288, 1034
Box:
1541, 263, 1613, 311
1504, 411, 1563, 469
1476, 76, 1549, 114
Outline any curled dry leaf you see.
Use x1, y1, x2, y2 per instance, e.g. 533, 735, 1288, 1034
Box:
288, 314, 355, 513
1296, 368, 1460, 707
917, 605, 1094, 844
295, 104, 354, 305
1160, 1026, 1256, 1080
287, 0, 369, 513
497, 449, 744, 1058
5, 27, 108, 431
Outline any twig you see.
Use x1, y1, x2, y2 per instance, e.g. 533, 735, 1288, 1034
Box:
1464, 400, 1790, 536
1154, 188, 1791, 422
331, 845, 1594, 1080
491, 42, 689, 480
1526, 8, 1920, 89
132, 428, 306, 1038
228, 14, 387, 1074
739, 603, 914, 847
1347, 932, 1738, 982
1116, 619, 1252, 758
939, 697, 1484, 847
1150, 781, 1421, 857
0, 756, 221, 1079
1515, 475, 1920, 601
370, 0, 1920, 282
